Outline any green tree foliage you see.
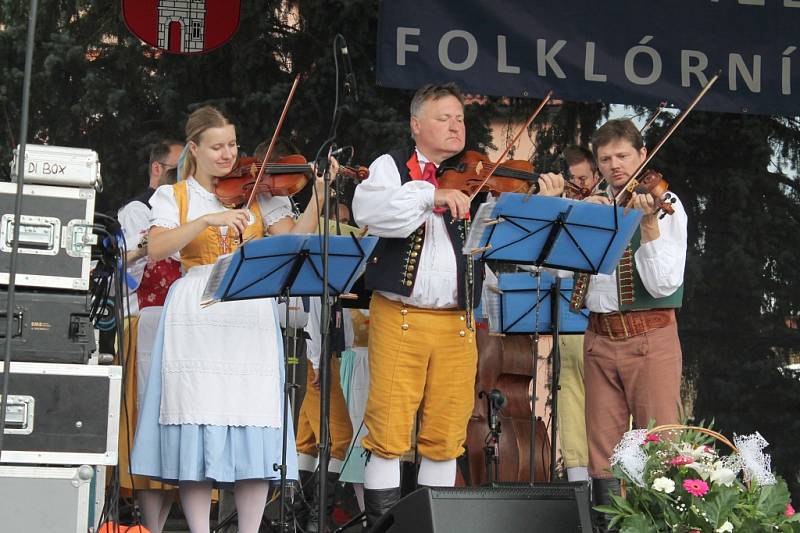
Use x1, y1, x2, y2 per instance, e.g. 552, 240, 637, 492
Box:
645, 112, 800, 501
1, 0, 798, 500
0, 0, 494, 212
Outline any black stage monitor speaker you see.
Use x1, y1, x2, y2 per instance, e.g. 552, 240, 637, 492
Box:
371, 483, 593, 533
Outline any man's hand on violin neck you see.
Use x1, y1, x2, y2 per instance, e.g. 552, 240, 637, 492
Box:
537, 173, 565, 197
434, 188, 471, 219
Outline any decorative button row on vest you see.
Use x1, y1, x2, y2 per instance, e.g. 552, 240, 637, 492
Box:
570, 273, 590, 312
401, 226, 425, 288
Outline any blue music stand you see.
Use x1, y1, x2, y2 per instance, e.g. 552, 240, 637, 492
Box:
471, 193, 641, 483
473, 193, 642, 275
200, 232, 377, 530
202, 234, 377, 304
491, 271, 589, 335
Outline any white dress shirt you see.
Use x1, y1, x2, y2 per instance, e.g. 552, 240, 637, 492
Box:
584, 194, 688, 313
118, 198, 152, 316
352, 149, 458, 308
304, 297, 355, 370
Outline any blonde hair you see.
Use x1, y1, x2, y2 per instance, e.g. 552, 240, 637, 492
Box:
181, 106, 233, 178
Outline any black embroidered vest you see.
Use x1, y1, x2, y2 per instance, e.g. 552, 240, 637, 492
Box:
363, 148, 483, 310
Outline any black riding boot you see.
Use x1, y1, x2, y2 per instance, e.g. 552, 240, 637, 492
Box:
592, 477, 621, 532
306, 472, 341, 533
294, 469, 316, 528
363, 487, 401, 530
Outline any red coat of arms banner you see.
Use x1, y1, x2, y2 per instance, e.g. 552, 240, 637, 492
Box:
122, 0, 241, 54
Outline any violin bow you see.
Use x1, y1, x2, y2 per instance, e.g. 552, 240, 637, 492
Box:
467, 90, 553, 203
615, 72, 720, 205
639, 100, 668, 135
245, 73, 302, 210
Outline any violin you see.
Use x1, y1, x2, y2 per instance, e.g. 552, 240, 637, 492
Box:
337, 164, 369, 181
437, 150, 591, 199
214, 154, 313, 208
614, 168, 675, 216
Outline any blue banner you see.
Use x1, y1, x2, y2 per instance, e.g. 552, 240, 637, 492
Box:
376, 0, 800, 116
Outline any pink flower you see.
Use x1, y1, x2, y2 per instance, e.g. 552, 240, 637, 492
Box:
683, 479, 709, 497
644, 434, 661, 444
670, 455, 694, 466
786, 504, 795, 517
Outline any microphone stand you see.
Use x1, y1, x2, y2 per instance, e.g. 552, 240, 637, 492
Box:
1, 0, 39, 458
316, 156, 334, 533
314, 33, 355, 533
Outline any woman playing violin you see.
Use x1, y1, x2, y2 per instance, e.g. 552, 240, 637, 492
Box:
131, 105, 335, 533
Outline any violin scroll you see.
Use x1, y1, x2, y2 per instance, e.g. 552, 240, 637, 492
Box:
337, 165, 369, 181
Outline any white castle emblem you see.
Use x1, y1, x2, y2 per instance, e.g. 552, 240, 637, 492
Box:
157, 0, 207, 53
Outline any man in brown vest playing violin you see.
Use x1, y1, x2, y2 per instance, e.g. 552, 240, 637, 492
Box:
578, 119, 688, 528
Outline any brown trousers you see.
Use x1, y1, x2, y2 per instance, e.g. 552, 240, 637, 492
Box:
584, 321, 683, 479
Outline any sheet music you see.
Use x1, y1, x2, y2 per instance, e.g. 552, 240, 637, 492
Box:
462, 197, 497, 255
201, 252, 235, 306
482, 266, 503, 334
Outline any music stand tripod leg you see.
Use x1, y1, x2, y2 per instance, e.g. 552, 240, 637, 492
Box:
272, 289, 298, 532
549, 279, 562, 481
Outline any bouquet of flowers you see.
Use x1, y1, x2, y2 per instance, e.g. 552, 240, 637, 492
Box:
597, 423, 799, 532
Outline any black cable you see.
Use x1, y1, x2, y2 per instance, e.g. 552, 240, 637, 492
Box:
90, 219, 144, 530
307, 33, 351, 533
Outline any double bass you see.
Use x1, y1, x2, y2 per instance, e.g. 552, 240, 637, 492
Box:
463, 331, 551, 484
455, 94, 556, 486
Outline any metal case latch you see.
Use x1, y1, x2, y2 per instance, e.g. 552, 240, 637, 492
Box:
63, 219, 97, 258
1, 395, 35, 434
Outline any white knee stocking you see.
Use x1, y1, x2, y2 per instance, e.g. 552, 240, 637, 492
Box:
138, 489, 173, 533
417, 457, 456, 487
363, 455, 400, 490
179, 481, 212, 533
233, 479, 269, 533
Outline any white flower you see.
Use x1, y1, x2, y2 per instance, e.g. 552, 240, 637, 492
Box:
687, 461, 712, 479
709, 464, 736, 487
715, 520, 734, 532
652, 477, 675, 493
690, 445, 714, 460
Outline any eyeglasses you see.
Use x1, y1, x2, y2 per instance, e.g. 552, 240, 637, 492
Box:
156, 160, 178, 170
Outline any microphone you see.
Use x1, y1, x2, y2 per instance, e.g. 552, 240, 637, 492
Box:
481, 388, 506, 434
339, 38, 359, 102
489, 388, 507, 409
330, 145, 353, 156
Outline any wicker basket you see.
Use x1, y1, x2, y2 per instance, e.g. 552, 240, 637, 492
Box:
613, 424, 743, 496
647, 424, 739, 453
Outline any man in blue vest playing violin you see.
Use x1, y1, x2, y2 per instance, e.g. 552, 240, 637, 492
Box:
352, 83, 564, 527
579, 119, 688, 530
